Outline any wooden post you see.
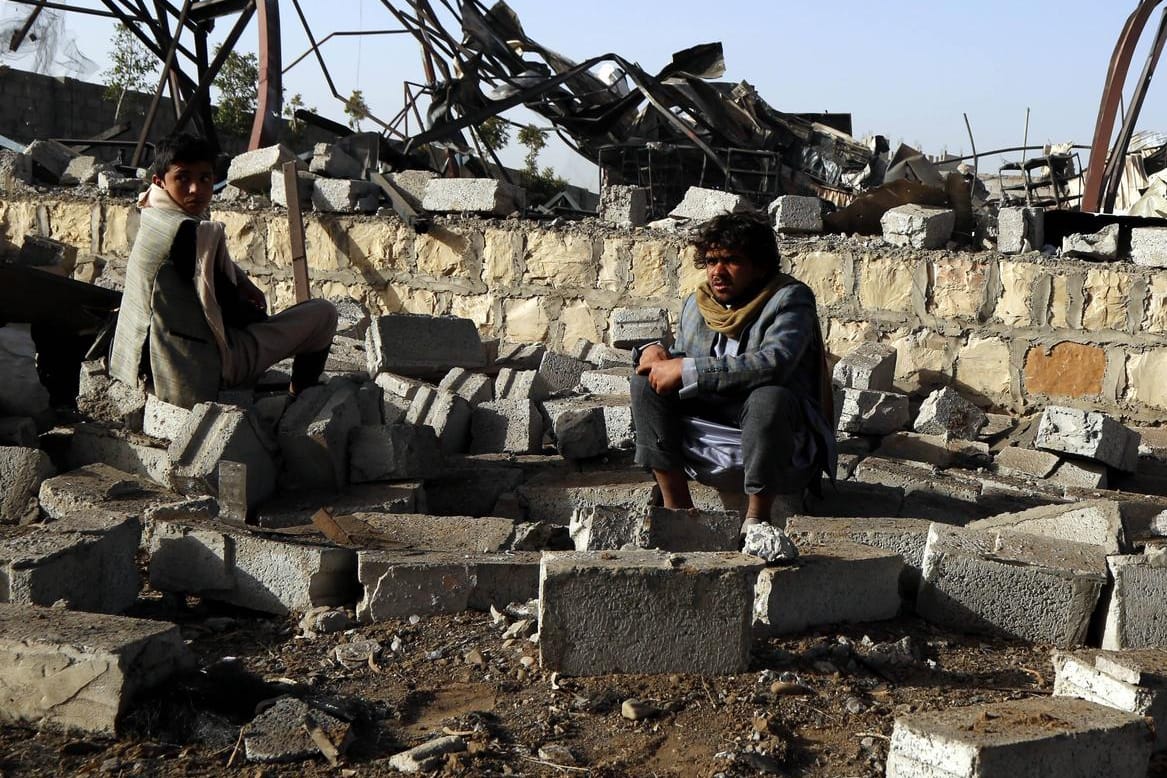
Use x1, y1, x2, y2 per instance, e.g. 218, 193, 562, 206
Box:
283, 160, 311, 303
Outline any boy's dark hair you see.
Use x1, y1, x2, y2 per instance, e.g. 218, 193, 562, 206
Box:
692, 211, 779, 274
151, 133, 216, 178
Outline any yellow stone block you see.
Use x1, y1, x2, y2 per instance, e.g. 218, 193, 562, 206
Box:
504, 297, 555, 342
1082, 268, 1130, 331
929, 256, 988, 318
47, 201, 93, 249
857, 255, 914, 312
825, 319, 876, 358
995, 261, 1038, 327
679, 245, 704, 297
416, 226, 476, 278
629, 241, 675, 298
0, 200, 37, 252
1049, 274, 1071, 328
599, 238, 630, 291
451, 295, 495, 335
483, 229, 523, 287
213, 211, 261, 267
524, 231, 596, 287
892, 328, 956, 389
1145, 275, 1167, 333
561, 299, 600, 345
343, 220, 400, 272
955, 336, 1012, 401
1127, 349, 1167, 409
101, 204, 134, 256
789, 251, 847, 306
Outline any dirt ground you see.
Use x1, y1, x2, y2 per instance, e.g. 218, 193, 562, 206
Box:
4, 590, 1164, 777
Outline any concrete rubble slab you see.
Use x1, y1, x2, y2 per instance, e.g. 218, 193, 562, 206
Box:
142, 394, 192, 442
998, 206, 1045, 254
1035, 405, 1139, 473
226, 144, 297, 193
23, 138, 76, 183
607, 307, 670, 349
832, 341, 897, 391
538, 351, 589, 393
886, 696, 1151, 777
1063, 223, 1120, 261
470, 399, 543, 454
146, 514, 358, 615
0, 603, 193, 735
874, 431, 991, 470
836, 388, 909, 435
644, 506, 741, 552
67, 424, 171, 486
0, 445, 54, 524
268, 168, 315, 208
405, 386, 472, 455
543, 395, 634, 459
18, 234, 76, 275
579, 368, 632, 396
277, 386, 360, 490
59, 155, 103, 186
38, 462, 182, 522
917, 524, 1107, 647
569, 504, 647, 550
968, 499, 1125, 554
255, 481, 425, 529
569, 339, 632, 370
494, 368, 550, 402
243, 695, 351, 763
374, 372, 425, 423
754, 540, 902, 635
914, 386, 987, 440
599, 184, 648, 228
1049, 458, 1110, 490
345, 512, 516, 553
493, 342, 547, 371
994, 445, 1061, 479
366, 314, 485, 378
1131, 226, 1167, 269
881, 204, 955, 249
168, 402, 277, 509
422, 178, 525, 215
668, 186, 752, 222
769, 195, 823, 234
356, 550, 540, 622
0, 324, 51, 422
0, 149, 33, 191
438, 367, 494, 406
518, 469, 665, 524
785, 515, 932, 594
311, 178, 380, 213
349, 424, 441, 483
309, 142, 364, 180
539, 550, 764, 676
1053, 648, 1167, 751
1102, 553, 1167, 649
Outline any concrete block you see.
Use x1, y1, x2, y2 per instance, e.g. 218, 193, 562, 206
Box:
539, 550, 764, 675
226, 144, 297, 193
998, 206, 1045, 254
599, 184, 648, 227
309, 142, 364, 180
495, 368, 550, 402
23, 138, 76, 183
77, 358, 146, 430
366, 314, 485, 378
311, 177, 380, 213
68, 424, 171, 486
18, 234, 76, 275
874, 431, 992, 470
356, 550, 540, 621
836, 388, 909, 435
914, 386, 987, 439
886, 696, 1151, 778
520, 469, 724, 524
346, 512, 516, 553
388, 169, 438, 211
493, 342, 546, 371
37, 463, 182, 523
995, 445, 1061, 479
568, 504, 646, 550
668, 186, 753, 222
753, 540, 902, 635
424, 456, 523, 517
1131, 226, 1167, 268
0, 417, 37, 448
470, 399, 543, 454
277, 386, 361, 490
833, 341, 897, 391
146, 515, 357, 615
607, 307, 670, 350
0, 149, 32, 192
374, 372, 425, 423
881, 204, 955, 249
1054, 649, 1167, 751
59, 155, 103, 186
643, 506, 740, 552
785, 515, 932, 592
349, 424, 440, 482
96, 169, 142, 195
1102, 554, 1167, 649
1035, 405, 1140, 473
422, 178, 525, 215
268, 169, 316, 208
768, 195, 823, 234
405, 386, 472, 455
1063, 223, 1119, 261
0, 604, 193, 735
142, 394, 192, 442
170, 402, 277, 507
0, 446, 53, 524
0, 324, 51, 421
548, 395, 634, 457
538, 351, 589, 393
968, 499, 1125, 554
255, 481, 425, 529
917, 524, 1107, 646
568, 339, 632, 369
579, 368, 631, 396
438, 367, 493, 406
1050, 458, 1109, 489
244, 696, 351, 763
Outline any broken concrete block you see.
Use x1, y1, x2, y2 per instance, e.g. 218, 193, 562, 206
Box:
366, 314, 485, 378
226, 143, 297, 193
1035, 405, 1140, 473
1131, 226, 1167, 268
388, 169, 438, 211
832, 341, 897, 391
1102, 553, 1167, 649
277, 387, 360, 491
968, 499, 1125, 554
538, 351, 589, 393
389, 735, 467, 773
539, 550, 764, 675
38, 463, 182, 522
568, 339, 632, 370
0, 149, 32, 192
97, 169, 143, 196
59, 155, 103, 186
0, 324, 51, 421
77, 358, 146, 430
311, 177, 380, 213
599, 184, 648, 228
1054, 648, 1167, 751
0, 604, 193, 735
348, 424, 440, 483
0, 417, 37, 448
1050, 458, 1110, 489
68, 424, 171, 486
374, 372, 424, 423
886, 696, 1151, 778
753, 540, 902, 635
520, 469, 723, 524
142, 394, 192, 442
568, 504, 647, 550
579, 368, 631, 396
424, 456, 524, 517
438, 367, 493, 406
405, 386, 472, 455
309, 141, 364, 180
994, 445, 1061, 479
998, 206, 1046, 254
607, 307, 670, 350
268, 168, 316, 208
243, 696, 351, 763
146, 514, 357, 615
470, 399, 543, 454
493, 342, 547, 371
881, 204, 955, 249
544, 395, 634, 457
917, 524, 1107, 647
836, 388, 909, 435
422, 178, 524, 215
255, 480, 425, 529
18, 234, 77, 275
769, 195, 823, 234
1063, 223, 1120, 261
23, 138, 76, 183
785, 515, 932, 594
668, 186, 752, 222
644, 506, 740, 552
494, 368, 550, 402
874, 431, 991, 470
0, 446, 54, 523
170, 402, 277, 507
914, 386, 987, 440
347, 512, 516, 553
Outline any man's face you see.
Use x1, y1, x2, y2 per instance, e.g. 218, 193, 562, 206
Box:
153, 159, 214, 216
704, 246, 769, 305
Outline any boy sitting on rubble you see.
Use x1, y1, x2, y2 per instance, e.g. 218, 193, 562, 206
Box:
110, 133, 337, 409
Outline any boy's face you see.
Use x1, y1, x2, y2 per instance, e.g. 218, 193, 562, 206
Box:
153, 159, 214, 216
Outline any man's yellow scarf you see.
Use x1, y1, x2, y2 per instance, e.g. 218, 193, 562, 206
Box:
695, 273, 795, 339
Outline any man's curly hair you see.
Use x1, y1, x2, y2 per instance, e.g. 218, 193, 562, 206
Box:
691, 211, 779, 274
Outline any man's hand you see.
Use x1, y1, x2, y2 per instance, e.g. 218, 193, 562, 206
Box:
643, 357, 684, 394
635, 343, 670, 374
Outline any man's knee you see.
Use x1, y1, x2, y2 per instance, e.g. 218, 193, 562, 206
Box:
742, 385, 800, 430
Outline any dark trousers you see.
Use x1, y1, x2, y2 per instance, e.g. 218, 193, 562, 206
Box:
630, 375, 813, 495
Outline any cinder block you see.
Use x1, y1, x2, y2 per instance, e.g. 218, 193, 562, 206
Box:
277, 387, 360, 490
568, 339, 632, 369
998, 206, 1045, 254
607, 307, 670, 350
388, 169, 438, 211
424, 457, 523, 517
542, 396, 624, 459
347, 512, 516, 553
1054, 649, 1167, 751
539, 550, 764, 675
349, 424, 440, 482
59, 155, 103, 186
0, 445, 54, 524
644, 506, 740, 552
494, 368, 549, 401
569, 504, 647, 550
769, 195, 823, 234
995, 445, 1061, 479
170, 402, 277, 507
421, 178, 525, 215
914, 386, 987, 439
785, 515, 932, 592
520, 469, 724, 524
1050, 458, 1109, 489
374, 372, 425, 423
886, 697, 1151, 778
668, 186, 752, 222
968, 499, 1125, 554
579, 368, 632, 396
1102, 554, 1167, 649
438, 367, 493, 406
269, 169, 316, 208
146, 515, 357, 615
143, 394, 192, 442
881, 204, 955, 249
23, 138, 76, 183
470, 399, 543, 454
833, 341, 897, 391
836, 388, 909, 435
599, 184, 648, 227
538, 351, 589, 393
0, 604, 193, 735
917, 524, 1107, 647
97, 170, 141, 195
309, 142, 364, 180
0, 149, 33, 192
493, 342, 546, 371
1035, 405, 1140, 473
226, 144, 297, 193
68, 424, 171, 486
366, 314, 485, 378
77, 358, 146, 430
405, 386, 472, 455
753, 540, 902, 635
874, 431, 991, 470
1131, 226, 1167, 268
1064, 223, 1119, 261
311, 178, 380, 213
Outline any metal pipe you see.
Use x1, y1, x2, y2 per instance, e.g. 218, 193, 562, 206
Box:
248, 0, 282, 150
168, 0, 256, 140
8, 0, 46, 52
131, 0, 192, 167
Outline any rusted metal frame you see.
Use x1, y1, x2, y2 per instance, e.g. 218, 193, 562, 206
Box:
1102, 7, 1167, 212
152, 0, 204, 36
248, 0, 282, 150
1083, 0, 1163, 212
107, 0, 200, 63
282, 161, 311, 304
168, 1, 257, 139
191, 21, 220, 149
131, 0, 193, 168
369, 170, 431, 233
944, 144, 1091, 164
376, 1, 456, 79
96, 0, 200, 96
8, 0, 47, 52
7, 0, 119, 20
150, 0, 187, 118
283, 30, 408, 75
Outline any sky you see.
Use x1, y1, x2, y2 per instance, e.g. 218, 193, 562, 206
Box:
2, 0, 1164, 188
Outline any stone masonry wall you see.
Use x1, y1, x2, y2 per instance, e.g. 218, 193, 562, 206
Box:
5, 194, 1167, 421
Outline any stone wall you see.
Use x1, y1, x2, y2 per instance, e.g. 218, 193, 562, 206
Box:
4, 193, 1167, 420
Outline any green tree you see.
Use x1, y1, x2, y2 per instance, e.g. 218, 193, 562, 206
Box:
516, 123, 566, 205
101, 24, 157, 121
344, 89, 369, 131
476, 116, 510, 153
212, 46, 258, 137
282, 92, 313, 140
517, 124, 547, 173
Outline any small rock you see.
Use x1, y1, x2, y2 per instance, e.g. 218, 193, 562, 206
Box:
742, 523, 799, 563
537, 744, 577, 764
388, 735, 467, 773
334, 639, 381, 670
620, 698, 659, 721
465, 648, 485, 667
502, 618, 534, 639
845, 695, 867, 714
770, 680, 815, 696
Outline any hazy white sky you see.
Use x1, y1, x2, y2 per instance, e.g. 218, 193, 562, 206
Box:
2, 1, 1163, 187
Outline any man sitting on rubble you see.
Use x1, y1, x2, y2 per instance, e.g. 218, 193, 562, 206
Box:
110, 133, 337, 409
630, 211, 836, 536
